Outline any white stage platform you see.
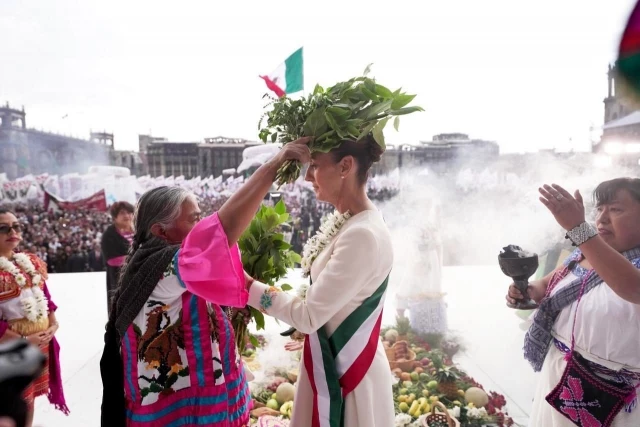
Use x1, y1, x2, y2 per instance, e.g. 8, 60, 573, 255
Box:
34, 267, 534, 426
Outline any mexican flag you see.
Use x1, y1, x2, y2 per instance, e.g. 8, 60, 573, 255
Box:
618, 0, 640, 95
260, 47, 304, 97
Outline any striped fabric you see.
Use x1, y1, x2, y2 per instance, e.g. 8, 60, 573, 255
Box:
23, 343, 50, 405
125, 369, 250, 427
304, 276, 389, 427
122, 290, 251, 427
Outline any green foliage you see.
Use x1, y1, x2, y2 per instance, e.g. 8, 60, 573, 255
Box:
258, 66, 423, 186
234, 200, 301, 353
434, 366, 459, 383
238, 200, 301, 285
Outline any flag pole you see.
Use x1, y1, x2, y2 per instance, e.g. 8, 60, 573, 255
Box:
300, 46, 306, 98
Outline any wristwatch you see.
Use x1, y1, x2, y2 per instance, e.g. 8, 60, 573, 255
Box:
565, 222, 598, 247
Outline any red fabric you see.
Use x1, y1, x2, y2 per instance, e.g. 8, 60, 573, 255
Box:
340, 311, 384, 397
620, 1, 640, 55
303, 338, 321, 427
177, 213, 248, 308
23, 343, 50, 405
259, 76, 286, 98
107, 255, 127, 267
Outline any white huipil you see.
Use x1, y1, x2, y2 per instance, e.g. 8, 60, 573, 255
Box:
248, 210, 395, 427
529, 270, 640, 427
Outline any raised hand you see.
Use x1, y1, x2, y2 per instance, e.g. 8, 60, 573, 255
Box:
539, 184, 586, 231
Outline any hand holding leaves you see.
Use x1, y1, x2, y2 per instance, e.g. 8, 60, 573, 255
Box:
234, 201, 301, 353
259, 66, 423, 186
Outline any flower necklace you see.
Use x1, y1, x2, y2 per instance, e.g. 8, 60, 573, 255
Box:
297, 282, 310, 300
300, 210, 352, 278
0, 253, 48, 323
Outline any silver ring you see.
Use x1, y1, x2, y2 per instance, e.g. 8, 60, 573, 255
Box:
555, 195, 563, 201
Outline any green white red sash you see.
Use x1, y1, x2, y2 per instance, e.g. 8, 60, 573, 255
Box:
303, 275, 389, 427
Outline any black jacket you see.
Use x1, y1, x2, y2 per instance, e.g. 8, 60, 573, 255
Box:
100, 225, 131, 293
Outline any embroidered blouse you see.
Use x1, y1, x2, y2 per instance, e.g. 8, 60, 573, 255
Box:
121, 213, 251, 427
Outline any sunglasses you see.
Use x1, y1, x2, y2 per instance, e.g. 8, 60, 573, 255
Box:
0, 224, 21, 235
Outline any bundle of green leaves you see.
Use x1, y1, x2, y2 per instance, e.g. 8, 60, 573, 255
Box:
258, 65, 424, 186
234, 200, 300, 353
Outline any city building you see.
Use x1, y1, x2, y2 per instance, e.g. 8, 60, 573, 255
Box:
372, 133, 499, 175
138, 134, 168, 176
0, 103, 112, 180
594, 64, 640, 168
145, 136, 260, 178
146, 141, 200, 178
198, 136, 260, 178
110, 149, 144, 177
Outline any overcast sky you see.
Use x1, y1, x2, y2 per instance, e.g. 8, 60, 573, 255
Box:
0, 0, 636, 153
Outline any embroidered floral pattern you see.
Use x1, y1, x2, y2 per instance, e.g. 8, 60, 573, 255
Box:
163, 258, 177, 279
547, 352, 635, 427
557, 376, 602, 426
14, 254, 43, 286
259, 286, 280, 313
136, 304, 187, 400
301, 210, 351, 278
553, 339, 639, 414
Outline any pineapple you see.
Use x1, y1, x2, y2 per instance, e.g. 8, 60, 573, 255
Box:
395, 315, 411, 342
434, 367, 460, 399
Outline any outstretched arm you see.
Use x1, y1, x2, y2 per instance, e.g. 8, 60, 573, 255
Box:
217, 138, 310, 246
247, 226, 380, 334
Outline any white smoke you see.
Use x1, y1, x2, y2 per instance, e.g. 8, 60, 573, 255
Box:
378, 152, 637, 268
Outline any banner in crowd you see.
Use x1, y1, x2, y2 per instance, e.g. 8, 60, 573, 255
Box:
44, 189, 108, 212
0, 174, 45, 204
0, 167, 400, 210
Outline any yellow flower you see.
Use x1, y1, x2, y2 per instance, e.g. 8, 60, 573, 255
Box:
146, 361, 160, 370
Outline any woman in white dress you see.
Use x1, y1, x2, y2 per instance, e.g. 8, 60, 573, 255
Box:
247, 134, 395, 427
507, 178, 640, 426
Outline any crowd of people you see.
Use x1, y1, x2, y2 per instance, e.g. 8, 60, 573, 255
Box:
1, 148, 639, 427
5, 185, 398, 273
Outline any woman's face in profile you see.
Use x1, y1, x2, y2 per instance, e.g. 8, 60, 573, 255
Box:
162, 197, 202, 244
304, 153, 342, 203
595, 189, 640, 252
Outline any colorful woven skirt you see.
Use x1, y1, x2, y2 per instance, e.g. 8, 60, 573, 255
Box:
10, 317, 50, 405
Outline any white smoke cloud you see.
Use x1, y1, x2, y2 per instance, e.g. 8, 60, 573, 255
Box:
378, 152, 637, 270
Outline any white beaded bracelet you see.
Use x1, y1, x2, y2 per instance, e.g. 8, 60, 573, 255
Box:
565, 222, 598, 247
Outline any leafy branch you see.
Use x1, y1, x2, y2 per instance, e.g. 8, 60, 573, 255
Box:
258, 65, 424, 186
234, 200, 301, 353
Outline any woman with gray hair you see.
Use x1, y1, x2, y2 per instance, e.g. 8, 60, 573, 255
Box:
100, 139, 310, 427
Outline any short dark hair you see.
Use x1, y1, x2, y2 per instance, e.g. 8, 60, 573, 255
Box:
330, 133, 384, 185
109, 201, 135, 219
0, 209, 16, 217
593, 177, 640, 206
